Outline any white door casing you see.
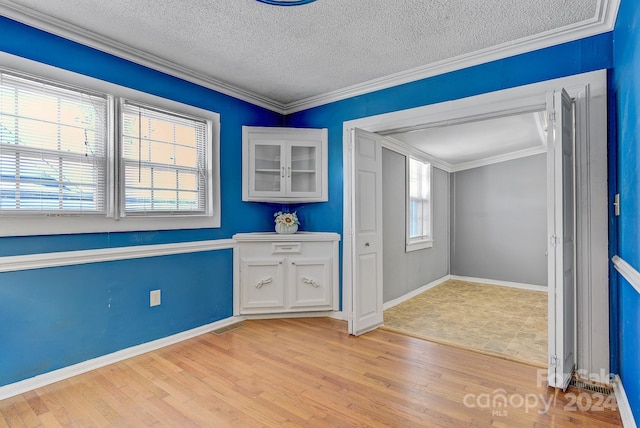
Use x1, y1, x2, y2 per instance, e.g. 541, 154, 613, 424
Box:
342, 70, 608, 377
547, 89, 577, 390
349, 128, 384, 335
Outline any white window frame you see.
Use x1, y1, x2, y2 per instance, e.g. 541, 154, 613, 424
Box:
0, 52, 220, 237
0, 71, 111, 216
406, 156, 433, 252
117, 99, 213, 218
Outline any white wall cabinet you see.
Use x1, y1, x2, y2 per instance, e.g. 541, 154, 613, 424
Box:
242, 126, 328, 202
233, 232, 340, 315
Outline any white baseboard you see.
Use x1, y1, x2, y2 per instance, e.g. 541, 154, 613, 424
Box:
383, 275, 547, 311
613, 374, 638, 428
383, 275, 451, 310
329, 311, 345, 320
0, 316, 241, 401
450, 275, 548, 292
238, 311, 341, 320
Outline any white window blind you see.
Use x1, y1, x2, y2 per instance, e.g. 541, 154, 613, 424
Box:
121, 101, 208, 215
0, 72, 108, 213
408, 157, 431, 242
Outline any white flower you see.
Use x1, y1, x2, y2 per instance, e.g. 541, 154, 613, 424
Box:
274, 211, 300, 225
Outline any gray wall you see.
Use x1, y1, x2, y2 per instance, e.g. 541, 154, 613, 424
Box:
450, 153, 547, 286
382, 148, 450, 303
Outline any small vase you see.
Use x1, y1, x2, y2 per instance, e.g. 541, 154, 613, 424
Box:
275, 223, 298, 234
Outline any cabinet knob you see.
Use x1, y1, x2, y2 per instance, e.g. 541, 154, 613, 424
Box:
365, 242, 370, 247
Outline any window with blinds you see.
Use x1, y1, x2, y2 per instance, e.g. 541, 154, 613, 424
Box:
0, 72, 108, 213
0, 63, 219, 236
407, 157, 432, 249
120, 101, 209, 215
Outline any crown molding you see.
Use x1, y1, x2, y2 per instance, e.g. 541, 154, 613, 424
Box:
450, 145, 547, 172
283, 0, 620, 114
381, 136, 453, 172
0, 0, 619, 115
382, 134, 546, 174
0, 1, 287, 114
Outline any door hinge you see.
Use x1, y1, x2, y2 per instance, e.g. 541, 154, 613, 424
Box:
550, 234, 558, 247
550, 355, 559, 367
548, 112, 556, 122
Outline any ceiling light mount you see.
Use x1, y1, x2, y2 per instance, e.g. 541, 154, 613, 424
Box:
255, 0, 317, 6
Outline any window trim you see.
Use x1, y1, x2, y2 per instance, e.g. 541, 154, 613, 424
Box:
0, 52, 220, 237
405, 156, 433, 252
0, 71, 113, 216
117, 99, 213, 218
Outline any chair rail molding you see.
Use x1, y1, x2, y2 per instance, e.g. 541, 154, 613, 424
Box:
612, 255, 640, 295
0, 239, 236, 273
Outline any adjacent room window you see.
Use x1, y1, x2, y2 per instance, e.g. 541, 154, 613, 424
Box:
0, 72, 108, 214
0, 65, 219, 236
120, 101, 210, 215
406, 157, 433, 251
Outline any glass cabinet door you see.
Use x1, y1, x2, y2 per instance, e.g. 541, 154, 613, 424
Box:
288, 143, 319, 196
250, 141, 285, 197
242, 126, 327, 202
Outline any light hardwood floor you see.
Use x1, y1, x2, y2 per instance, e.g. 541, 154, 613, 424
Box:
0, 318, 622, 427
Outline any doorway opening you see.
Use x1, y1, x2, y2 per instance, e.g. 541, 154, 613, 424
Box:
341, 70, 609, 385
378, 109, 549, 366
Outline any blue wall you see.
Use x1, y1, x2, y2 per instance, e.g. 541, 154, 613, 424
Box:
0, 16, 284, 256
285, 34, 613, 238
0, 250, 232, 385
0, 13, 621, 392
0, 17, 282, 387
613, 0, 640, 421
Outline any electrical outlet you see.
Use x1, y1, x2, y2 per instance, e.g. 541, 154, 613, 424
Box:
150, 289, 161, 307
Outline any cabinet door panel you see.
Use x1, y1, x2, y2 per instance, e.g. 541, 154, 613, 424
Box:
249, 140, 286, 197
241, 258, 285, 311
288, 258, 332, 309
288, 142, 321, 197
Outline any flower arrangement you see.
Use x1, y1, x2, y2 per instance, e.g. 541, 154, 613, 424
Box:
274, 211, 300, 226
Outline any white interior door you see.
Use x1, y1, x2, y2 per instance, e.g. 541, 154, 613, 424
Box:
547, 89, 576, 390
349, 128, 384, 335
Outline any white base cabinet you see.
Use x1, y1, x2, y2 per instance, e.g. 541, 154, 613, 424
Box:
233, 232, 340, 315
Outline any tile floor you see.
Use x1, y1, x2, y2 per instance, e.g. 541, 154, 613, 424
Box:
383, 279, 548, 367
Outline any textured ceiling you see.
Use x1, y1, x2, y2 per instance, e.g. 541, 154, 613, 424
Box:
388, 112, 547, 169
0, 0, 611, 109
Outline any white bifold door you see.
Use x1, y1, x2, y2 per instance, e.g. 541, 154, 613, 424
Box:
547, 89, 576, 390
349, 128, 384, 336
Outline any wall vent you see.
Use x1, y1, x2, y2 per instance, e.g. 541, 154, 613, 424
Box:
569, 377, 614, 395
211, 322, 244, 335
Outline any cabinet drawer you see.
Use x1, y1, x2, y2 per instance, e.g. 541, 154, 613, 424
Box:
272, 242, 302, 254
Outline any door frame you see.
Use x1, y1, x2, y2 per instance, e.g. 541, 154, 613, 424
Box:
342, 69, 609, 379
